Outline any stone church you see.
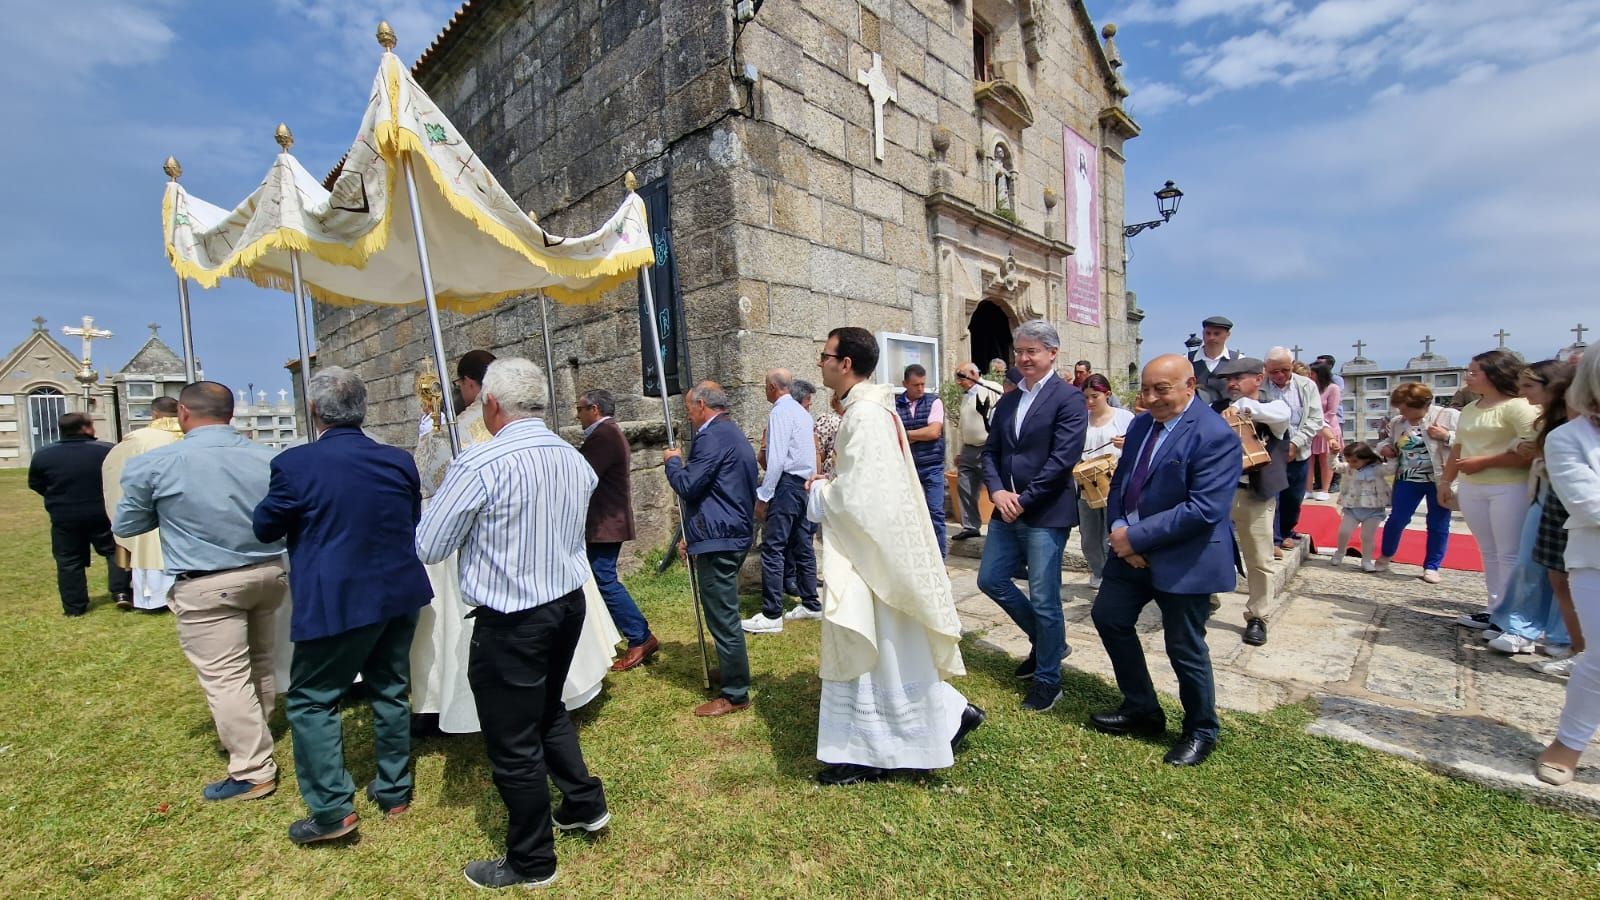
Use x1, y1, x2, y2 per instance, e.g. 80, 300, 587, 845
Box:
313, 0, 1143, 548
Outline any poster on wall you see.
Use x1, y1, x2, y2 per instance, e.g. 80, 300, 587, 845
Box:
1062, 126, 1101, 326
875, 332, 939, 390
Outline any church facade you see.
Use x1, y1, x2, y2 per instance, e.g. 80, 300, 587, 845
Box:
311, 0, 1143, 548
0, 319, 119, 468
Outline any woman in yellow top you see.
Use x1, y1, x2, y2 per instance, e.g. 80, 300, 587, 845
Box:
1442, 349, 1539, 629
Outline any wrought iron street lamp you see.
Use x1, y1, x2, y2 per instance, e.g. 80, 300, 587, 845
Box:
1124, 180, 1183, 238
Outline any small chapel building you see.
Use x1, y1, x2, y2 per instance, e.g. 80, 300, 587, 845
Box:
312, 0, 1144, 548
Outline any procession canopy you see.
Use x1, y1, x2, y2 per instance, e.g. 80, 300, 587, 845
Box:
163, 49, 654, 310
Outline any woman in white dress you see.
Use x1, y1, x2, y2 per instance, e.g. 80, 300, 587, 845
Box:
1077, 374, 1135, 587
412, 351, 618, 731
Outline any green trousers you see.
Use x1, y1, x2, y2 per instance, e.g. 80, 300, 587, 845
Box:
693, 550, 752, 705
286, 612, 419, 825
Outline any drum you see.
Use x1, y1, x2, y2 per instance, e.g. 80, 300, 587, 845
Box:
1073, 454, 1117, 509
1222, 407, 1271, 471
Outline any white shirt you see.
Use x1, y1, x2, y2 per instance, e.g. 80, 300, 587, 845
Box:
959, 379, 1001, 447
758, 394, 817, 502
1084, 407, 1137, 462
416, 417, 597, 613
582, 415, 611, 439
1230, 394, 1292, 438
1013, 369, 1056, 437
1199, 347, 1231, 371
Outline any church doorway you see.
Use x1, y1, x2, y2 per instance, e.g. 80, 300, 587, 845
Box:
28, 387, 66, 453
967, 299, 1014, 373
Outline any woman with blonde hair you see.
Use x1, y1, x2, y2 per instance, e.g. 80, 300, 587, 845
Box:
1535, 350, 1600, 784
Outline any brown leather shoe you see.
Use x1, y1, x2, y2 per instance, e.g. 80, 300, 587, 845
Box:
611, 634, 661, 672
694, 697, 750, 717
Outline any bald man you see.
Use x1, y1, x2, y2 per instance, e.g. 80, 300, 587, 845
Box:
1090, 355, 1241, 767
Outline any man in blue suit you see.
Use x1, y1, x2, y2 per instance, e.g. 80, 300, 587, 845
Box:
1089, 354, 1242, 766
978, 320, 1088, 712
253, 367, 434, 844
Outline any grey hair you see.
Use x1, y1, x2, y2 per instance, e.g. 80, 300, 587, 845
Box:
688, 381, 731, 411
481, 357, 548, 419
1013, 319, 1060, 350
766, 368, 793, 391
309, 366, 367, 428
790, 379, 817, 404
580, 388, 615, 417
1568, 347, 1600, 420
1265, 346, 1293, 363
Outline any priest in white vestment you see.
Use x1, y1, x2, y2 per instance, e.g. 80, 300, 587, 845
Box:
806, 327, 985, 785
101, 398, 183, 610
412, 351, 619, 732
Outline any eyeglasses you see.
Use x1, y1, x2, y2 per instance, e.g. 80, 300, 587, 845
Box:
818, 352, 843, 363
575, 404, 595, 412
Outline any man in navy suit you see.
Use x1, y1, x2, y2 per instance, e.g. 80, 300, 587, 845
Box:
978, 320, 1088, 712
253, 367, 434, 844
1089, 355, 1242, 766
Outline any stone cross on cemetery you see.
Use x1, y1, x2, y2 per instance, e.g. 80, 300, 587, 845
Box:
62, 315, 113, 367
1290, 344, 1303, 361
278, 389, 288, 406
1494, 328, 1510, 349
857, 52, 897, 162
1352, 338, 1367, 359
1419, 335, 1435, 356
1574, 323, 1589, 345
32, 315, 47, 332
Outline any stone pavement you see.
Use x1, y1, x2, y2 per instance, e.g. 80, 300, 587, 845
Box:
947, 542, 1600, 817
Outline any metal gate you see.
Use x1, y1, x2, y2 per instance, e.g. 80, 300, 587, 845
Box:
28, 388, 66, 453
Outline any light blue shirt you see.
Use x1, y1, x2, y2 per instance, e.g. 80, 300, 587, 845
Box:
113, 425, 286, 573
415, 417, 597, 613
1112, 396, 1196, 530
758, 394, 816, 502
1014, 369, 1056, 437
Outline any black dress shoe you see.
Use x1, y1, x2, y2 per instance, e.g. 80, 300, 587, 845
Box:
1088, 709, 1167, 737
1014, 652, 1036, 680
1163, 733, 1217, 766
817, 763, 888, 786
1243, 618, 1267, 646
952, 528, 981, 541
951, 703, 986, 752
114, 593, 134, 611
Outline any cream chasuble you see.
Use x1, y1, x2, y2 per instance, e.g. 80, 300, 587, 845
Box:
809, 382, 967, 769
103, 418, 183, 609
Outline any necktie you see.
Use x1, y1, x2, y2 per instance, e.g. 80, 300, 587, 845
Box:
1123, 421, 1164, 518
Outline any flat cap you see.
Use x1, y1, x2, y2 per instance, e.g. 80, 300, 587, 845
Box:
1215, 356, 1264, 376
1202, 315, 1233, 330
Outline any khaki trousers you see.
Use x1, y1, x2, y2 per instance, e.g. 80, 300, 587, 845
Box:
1231, 489, 1276, 621
170, 559, 287, 784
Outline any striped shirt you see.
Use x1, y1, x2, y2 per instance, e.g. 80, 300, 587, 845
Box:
415, 417, 597, 613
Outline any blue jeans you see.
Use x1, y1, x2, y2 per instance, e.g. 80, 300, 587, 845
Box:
760, 474, 818, 618
586, 543, 651, 646
1489, 499, 1568, 645
1092, 560, 1218, 740
917, 464, 947, 558
1380, 479, 1452, 571
978, 518, 1070, 688
1274, 457, 1310, 544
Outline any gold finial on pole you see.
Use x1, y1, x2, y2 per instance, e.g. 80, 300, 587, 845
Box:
275, 123, 294, 151
624, 170, 638, 192
377, 20, 397, 49
163, 156, 182, 180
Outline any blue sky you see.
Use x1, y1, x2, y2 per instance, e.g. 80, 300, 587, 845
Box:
2, 1, 1595, 396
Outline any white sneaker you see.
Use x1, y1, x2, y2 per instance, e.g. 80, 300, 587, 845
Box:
1481, 626, 1503, 642
1421, 570, 1441, 584
1313, 491, 1332, 501
1330, 554, 1345, 567
1372, 557, 1390, 572
741, 613, 784, 634
1487, 631, 1537, 654
1539, 644, 1575, 661
1361, 558, 1378, 573
1532, 653, 1580, 677
783, 604, 822, 621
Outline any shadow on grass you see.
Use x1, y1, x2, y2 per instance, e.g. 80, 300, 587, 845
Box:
751, 670, 821, 780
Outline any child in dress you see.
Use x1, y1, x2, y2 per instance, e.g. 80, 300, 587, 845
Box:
1333, 442, 1395, 572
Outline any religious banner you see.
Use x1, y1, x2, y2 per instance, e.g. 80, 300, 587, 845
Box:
1062, 126, 1101, 326
163, 49, 654, 312
636, 175, 686, 398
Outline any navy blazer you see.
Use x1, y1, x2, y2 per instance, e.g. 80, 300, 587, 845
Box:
253, 427, 433, 642
1106, 397, 1242, 595
981, 374, 1088, 529
666, 414, 759, 555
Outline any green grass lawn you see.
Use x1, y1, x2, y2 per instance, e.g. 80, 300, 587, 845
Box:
0, 467, 1596, 897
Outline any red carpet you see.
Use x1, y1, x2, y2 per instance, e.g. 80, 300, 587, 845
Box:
1293, 505, 1484, 572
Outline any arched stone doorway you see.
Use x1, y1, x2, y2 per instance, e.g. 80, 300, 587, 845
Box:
967, 299, 1016, 374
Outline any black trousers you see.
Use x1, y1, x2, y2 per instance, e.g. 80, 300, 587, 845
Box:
50, 515, 131, 615
468, 590, 605, 878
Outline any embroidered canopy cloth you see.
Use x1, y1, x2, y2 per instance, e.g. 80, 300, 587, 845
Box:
163, 51, 653, 310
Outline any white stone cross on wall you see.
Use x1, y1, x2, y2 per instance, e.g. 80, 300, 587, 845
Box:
857, 52, 897, 162
278, 389, 288, 405
62, 315, 113, 366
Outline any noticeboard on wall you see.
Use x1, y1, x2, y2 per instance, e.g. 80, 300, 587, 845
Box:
875, 332, 939, 388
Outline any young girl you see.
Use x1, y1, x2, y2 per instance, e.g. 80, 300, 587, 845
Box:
1333, 442, 1394, 572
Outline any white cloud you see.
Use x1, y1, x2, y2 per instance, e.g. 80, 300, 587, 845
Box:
0, 0, 177, 89
272, 0, 464, 74
1119, 0, 1295, 27
1127, 81, 1189, 115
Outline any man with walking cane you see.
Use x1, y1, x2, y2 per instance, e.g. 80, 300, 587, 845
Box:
664, 381, 759, 717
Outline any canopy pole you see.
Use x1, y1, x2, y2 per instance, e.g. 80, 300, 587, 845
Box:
538, 293, 559, 431
287, 249, 318, 443
164, 156, 198, 383
401, 155, 461, 456
639, 259, 710, 690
